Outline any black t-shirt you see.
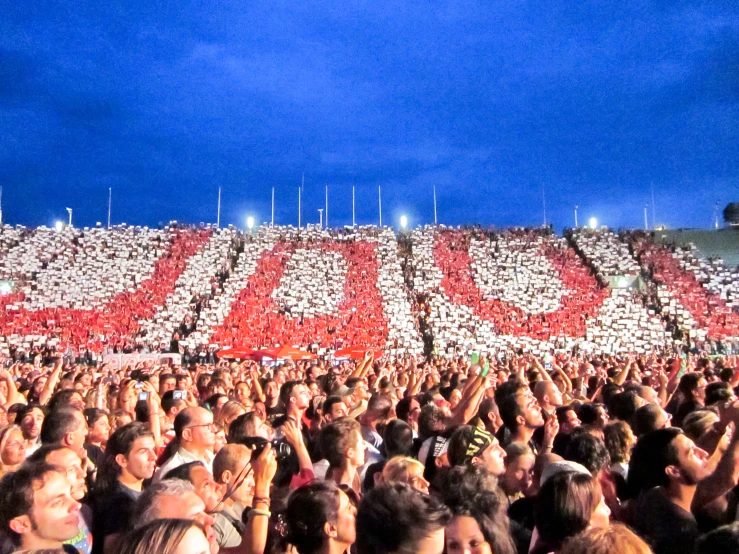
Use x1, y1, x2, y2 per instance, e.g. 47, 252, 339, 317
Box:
84, 444, 104, 468
91, 481, 141, 554
266, 404, 285, 425
632, 487, 699, 554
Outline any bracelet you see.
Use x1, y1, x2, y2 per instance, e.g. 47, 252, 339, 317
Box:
251, 509, 271, 518
253, 496, 271, 506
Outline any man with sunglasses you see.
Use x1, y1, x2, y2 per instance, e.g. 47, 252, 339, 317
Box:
156, 406, 216, 481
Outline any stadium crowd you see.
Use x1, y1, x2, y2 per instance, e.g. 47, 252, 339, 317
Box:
0, 223, 738, 553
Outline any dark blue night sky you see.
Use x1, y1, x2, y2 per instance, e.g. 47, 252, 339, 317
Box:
1, 0, 738, 231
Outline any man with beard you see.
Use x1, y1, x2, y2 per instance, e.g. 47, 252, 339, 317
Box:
629, 423, 739, 554
499, 392, 558, 454
18, 404, 45, 455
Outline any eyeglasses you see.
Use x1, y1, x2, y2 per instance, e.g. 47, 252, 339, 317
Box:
186, 423, 217, 431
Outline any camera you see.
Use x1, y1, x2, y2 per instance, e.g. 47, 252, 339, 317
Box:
172, 390, 186, 400
239, 436, 292, 462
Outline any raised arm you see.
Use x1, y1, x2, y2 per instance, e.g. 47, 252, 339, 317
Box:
38, 356, 64, 406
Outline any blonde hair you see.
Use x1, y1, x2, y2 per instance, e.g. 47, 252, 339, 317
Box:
381, 456, 424, 486
215, 400, 247, 429
559, 523, 653, 554
0, 424, 24, 474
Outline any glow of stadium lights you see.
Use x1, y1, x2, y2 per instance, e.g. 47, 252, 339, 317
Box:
246, 216, 255, 230
54, 221, 64, 232
589, 217, 597, 230
400, 215, 408, 229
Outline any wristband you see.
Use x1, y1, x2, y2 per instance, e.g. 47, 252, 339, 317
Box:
251, 509, 271, 518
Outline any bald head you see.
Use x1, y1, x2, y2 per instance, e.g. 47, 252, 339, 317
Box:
174, 406, 215, 449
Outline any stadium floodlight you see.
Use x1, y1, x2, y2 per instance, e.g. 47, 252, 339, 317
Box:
400, 215, 408, 229
54, 221, 64, 232
589, 217, 597, 230
246, 216, 255, 230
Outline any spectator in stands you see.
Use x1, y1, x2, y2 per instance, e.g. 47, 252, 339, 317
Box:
363, 419, 414, 490
445, 490, 517, 554
578, 403, 609, 438
498, 393, 554, 453
84, 408, 110, 468
157, 406, 216, 479
319, 418, 366, 495
212, 444, 254, 526
559, 522, 653, 554
92, 422, 157, 554
0, 462, 82, 552
359, 393, 393, 450
355, 483, 451, 554
17, 404, 45, 455
532, 470, 610, 554
380, 456, 430, 494
0, 425, 26, 478
499, 442, 535, 505
163, 461, 241, 549
159, 373, 177, 396
27, 444, 92, 554
322, 395, 349, 424
285, 481, 357, 554
705, 381, 734, 408
119, 518, 210, 554
160, 390, 187, 442
447, 425, 507, 477
628, 426, 739, 554
674, 373, 707, 428
131, 479, 218, 554
533, 381, 563, 421
604, 421, 636, 481
40, 407, 88, 461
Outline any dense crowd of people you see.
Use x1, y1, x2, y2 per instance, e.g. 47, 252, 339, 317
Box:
0, 223, 736, 359
0, 349, 739, 553
0, 223, 737, 553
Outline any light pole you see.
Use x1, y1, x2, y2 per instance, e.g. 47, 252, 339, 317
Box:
66, 208, 73, 227
574, 205, 578, 228
400, 215, 408, 230
644, 204, 649, 230
247, 216, 254, 233
589, 217, 597, 230
318, 209, 323, 228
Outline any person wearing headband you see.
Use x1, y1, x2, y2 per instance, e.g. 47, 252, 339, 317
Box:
448, 425, 507, 476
